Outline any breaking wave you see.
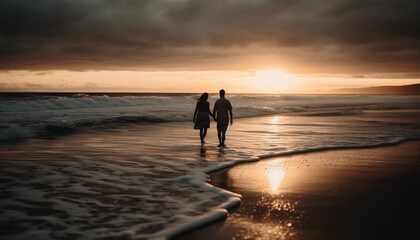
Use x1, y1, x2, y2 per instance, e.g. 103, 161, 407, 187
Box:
1, 94, 419, 141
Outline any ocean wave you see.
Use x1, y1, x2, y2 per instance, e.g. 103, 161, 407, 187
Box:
0, 95, 196, 112
299, 109, 364, 116
0, 116, 169, 141
1, 94, 418, 113
1, 94, 419, 141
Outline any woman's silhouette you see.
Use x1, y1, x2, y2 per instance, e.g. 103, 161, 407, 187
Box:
193, 92, 214, 145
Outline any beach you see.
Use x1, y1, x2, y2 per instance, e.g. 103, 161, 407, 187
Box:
1, 93, 419, 239
181, 141, 420, 240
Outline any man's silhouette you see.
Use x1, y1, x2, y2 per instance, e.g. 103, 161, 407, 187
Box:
213, 89, 233, 147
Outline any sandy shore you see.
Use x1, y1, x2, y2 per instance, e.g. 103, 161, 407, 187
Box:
179, 141, 420, 240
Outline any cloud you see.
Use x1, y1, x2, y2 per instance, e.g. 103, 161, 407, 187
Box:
0, 0, 419, 74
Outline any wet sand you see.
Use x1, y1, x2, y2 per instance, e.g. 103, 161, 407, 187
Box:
179, 141, 420, 239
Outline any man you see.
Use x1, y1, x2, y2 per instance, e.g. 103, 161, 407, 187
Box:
213, 89, 233, 147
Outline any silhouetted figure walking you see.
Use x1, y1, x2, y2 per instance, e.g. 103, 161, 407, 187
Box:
193, 92, 214, 145
213, 89, 233, 147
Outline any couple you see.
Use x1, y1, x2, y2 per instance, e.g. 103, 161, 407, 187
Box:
193, 89, 233, 147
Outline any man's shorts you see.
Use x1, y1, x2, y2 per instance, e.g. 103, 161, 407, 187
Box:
217, 123, 229, 132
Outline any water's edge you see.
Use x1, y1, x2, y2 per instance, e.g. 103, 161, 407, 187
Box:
151, 138, 416, 240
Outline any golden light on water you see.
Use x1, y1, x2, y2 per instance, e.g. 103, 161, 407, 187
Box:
267, 162, 286, 193
270, 116, 281, 124
226, 158, 299, 239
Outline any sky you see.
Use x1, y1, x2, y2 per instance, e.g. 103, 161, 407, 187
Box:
0, 0, 419, 93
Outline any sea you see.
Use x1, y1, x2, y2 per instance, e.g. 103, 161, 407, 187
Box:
1, 93, 419, 239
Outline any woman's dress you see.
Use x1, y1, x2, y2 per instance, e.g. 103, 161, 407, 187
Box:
194, 101, 211, 129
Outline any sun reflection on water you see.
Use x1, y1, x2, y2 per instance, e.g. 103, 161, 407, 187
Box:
223, 157, 305, 239
270, 116, 280, 124
268, 167, 285, 193
234, 194, 300, 239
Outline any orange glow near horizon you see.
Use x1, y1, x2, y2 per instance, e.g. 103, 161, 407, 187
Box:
254, 70, 292, 85
0, 70, 419, 94
247, 70, 294, 93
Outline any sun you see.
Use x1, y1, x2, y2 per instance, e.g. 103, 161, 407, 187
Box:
250, 69, 293, 93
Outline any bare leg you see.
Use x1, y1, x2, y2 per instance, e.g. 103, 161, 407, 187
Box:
200, 128, 208, 144
202, 128, 207, 143
203, 128, 207, 140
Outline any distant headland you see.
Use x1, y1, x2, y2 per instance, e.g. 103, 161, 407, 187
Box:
328, 84, 420, 95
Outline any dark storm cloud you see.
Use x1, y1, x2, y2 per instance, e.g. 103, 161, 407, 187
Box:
0, 0, 419, 73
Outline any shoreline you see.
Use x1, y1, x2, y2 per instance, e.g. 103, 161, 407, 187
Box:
207, 137, 411, 175
177, 140, 420, 240
1, 109, 419, 240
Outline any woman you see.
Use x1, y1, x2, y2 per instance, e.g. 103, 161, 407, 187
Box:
193, 92, 214, 144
